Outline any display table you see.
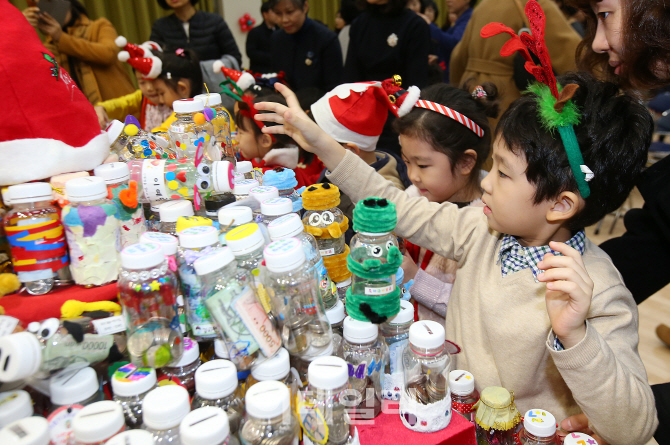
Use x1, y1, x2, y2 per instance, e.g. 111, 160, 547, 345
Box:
2, 283, 118, 324
357, 401, 477, 445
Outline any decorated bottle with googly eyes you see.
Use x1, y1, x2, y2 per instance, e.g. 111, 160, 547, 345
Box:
301, 184, 346, 257
118, 243, 184, 369
168, 99, 218, 161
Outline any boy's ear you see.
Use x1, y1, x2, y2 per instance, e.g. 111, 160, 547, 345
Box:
456, 149, 478, 177
546, 191, 582, 223
342, 143, 361, 156
177, 80, 191, 99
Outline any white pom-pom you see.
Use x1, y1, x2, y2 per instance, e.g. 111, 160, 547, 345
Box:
237, 72, 256, 91
115, 36, 127, 48
146, 57, 163, 80
398, 85, 421, 117
117, 51, 130, 62
212, 60, 224, 74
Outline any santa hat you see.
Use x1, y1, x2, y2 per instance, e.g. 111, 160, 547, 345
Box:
115, 36, 152, 58
381, 77, 421, 118
141, 41, 163, 53
311, 81, 393, 152
118, 52, 162, 80
0, 2, 108, 186
212, 62, 255, 91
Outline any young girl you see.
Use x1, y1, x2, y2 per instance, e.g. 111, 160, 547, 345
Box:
151, 49, 203, 132
398, 82, 499, 322
235, 93, 324, 187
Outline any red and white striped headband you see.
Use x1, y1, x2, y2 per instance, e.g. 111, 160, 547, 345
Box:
415, 99, 484, 138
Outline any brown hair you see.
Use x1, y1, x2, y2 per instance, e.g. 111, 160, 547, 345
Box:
571, 0, 670, 91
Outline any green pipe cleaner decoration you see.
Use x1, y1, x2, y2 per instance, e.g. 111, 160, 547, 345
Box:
347, 246, 403, 279
346, 286, 401, 324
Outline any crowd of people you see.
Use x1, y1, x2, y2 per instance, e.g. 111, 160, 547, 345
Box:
9, 0, 670, 443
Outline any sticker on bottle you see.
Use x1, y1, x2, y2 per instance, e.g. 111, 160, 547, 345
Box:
297, 399, 329, 445
364, 283, 395, 295
205, 284, 261, 357
0, 315, 20, 337
91, 315, 126, 336
319, 248, 335, 256
47, 404, 84, 445
141, 159, 169, 201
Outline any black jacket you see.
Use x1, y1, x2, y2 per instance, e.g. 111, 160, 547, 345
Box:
246, 21, 276, 74
271, 18, 342, 92
150, 11, 241, 64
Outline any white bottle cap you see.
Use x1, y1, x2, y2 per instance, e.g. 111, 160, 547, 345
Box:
250, 186, 278, 203
212, 161, 235, 193
65, 176, 107, 202
194, 247, 235, 276
172, 337, 200, 367
0, 417, 50, 445
106, 430, 156, 445
194, 359, 238, 399
325, 300, 345, 325
50, 367, 99, 406
336, 278, 352, 289
251, 348, 290, 381
111, 364, 157, 397
233, 179, 259, 196
106, 119, 125, 145
387, 299, 414, 325
150, 201, 164, 212
121, 243, 165, 269
218, 206, 253, 227
267, 213, 303, 240
263, 238, 305, 273
194, 93, 223, 107
343, 316, 379, 344
523, 409, 557, 438
213, 339, 229, 359
178, 225, 219, 249
225, 223, 265, 255
260, 197, 292, 217
72, 401, 125, 444
409, 320, 445, 350
308, 356, 348, 390
0, 391, 33, 428
94, 162, 130, 184
305, 341, 334, 362
448, 370, 475, 396
159, 200, 194, 222
140, 232, 179, 256
563, 432, 597, 445
173, 98, 204, 113
180, 407, 229, 445
0, 333, 41, 382
7, 183, 53, 205
245, 381, 290, 419
142, 385, 190, 430
236, 161, 253, 174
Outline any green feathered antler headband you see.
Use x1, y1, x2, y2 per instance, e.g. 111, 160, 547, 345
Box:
480, 0, 593, 198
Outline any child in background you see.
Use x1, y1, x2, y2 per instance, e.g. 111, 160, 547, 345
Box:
255, 69, 657, 443
398, 82, 499, 322
94, 38, 171, 130
151, 49, 204, 132
235, 93, 324, 187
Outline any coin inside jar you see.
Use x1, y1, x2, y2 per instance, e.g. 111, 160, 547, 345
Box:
406, 376, 430, 405
426, 373, 447, 402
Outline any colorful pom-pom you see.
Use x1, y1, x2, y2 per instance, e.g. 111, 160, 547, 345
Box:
124, 124, 139, 136
204, 107, 215, 121
194, 112, 206, 125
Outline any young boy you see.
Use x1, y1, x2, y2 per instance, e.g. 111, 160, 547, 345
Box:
256, 71, 658, 444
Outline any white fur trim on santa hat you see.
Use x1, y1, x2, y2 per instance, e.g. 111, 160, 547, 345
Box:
236, 72, 256, 91
0, 132, 109, 186
115, 35, 127, 48
142, 41, 162, 53
260, 146, 299, 169
145, 56, 163, 79
398, 85, 421, 117
118, 51, 130, 62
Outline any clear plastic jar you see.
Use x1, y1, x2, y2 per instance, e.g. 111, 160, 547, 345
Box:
234, 180, 260, 202
290, 342, 334, 389
118, 243, 183, 368
449, 370, 479, 424
106, 120, 133, 163
0, 390, 33, 428
473, 387, 521, 445
268, 213, 337, 311
402, 320, 451, 404
380, 300, 414, 401
62, 176, 120, 286
168, 99, 217, 160
111, 364, 158, 429
191, 359, 244, 436
339, 317, 386, 420
3, 183, 69, 295
194, 93, 234, 163
194, 248, 281, 370
303, 207, 346, 256
94, 162, 146, 248
128, 126, 174, 161
349, 231, 398, 296
0, 416, 50, 445
263, 238, 333, 359
142, 385, 191, 445
145, 202, 164, 232
335, 279, 351, 302
106, 430, 156, 445
259, 198, 293, 225
158, 200, 194, 236
218, 206, 253, 246
302, 356, 357, 445
158, 337, 201, 394
239, 381, 299, 445
262, 168, 302, 212
177, 226, 221, 340
70, 401, 125, 445
517, 409, 558, 445
180, 406, 231, 445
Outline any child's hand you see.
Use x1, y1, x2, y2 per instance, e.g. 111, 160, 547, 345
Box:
401, 253, 419, 282
537, 241, 593, 349
254, 83, 346, 171
94, 105, 109, 129
559, 414, 609, 445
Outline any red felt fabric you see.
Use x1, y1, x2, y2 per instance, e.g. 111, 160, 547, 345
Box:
2, 284, 118, 324
357, 401, 477, 445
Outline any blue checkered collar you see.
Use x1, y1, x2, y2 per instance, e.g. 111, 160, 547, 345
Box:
497, 230, 586, 281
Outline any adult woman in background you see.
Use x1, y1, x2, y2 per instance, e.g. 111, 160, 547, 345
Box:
23, 0, 135, 104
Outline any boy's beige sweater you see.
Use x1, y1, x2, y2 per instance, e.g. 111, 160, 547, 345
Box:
328, 151, 657, 445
